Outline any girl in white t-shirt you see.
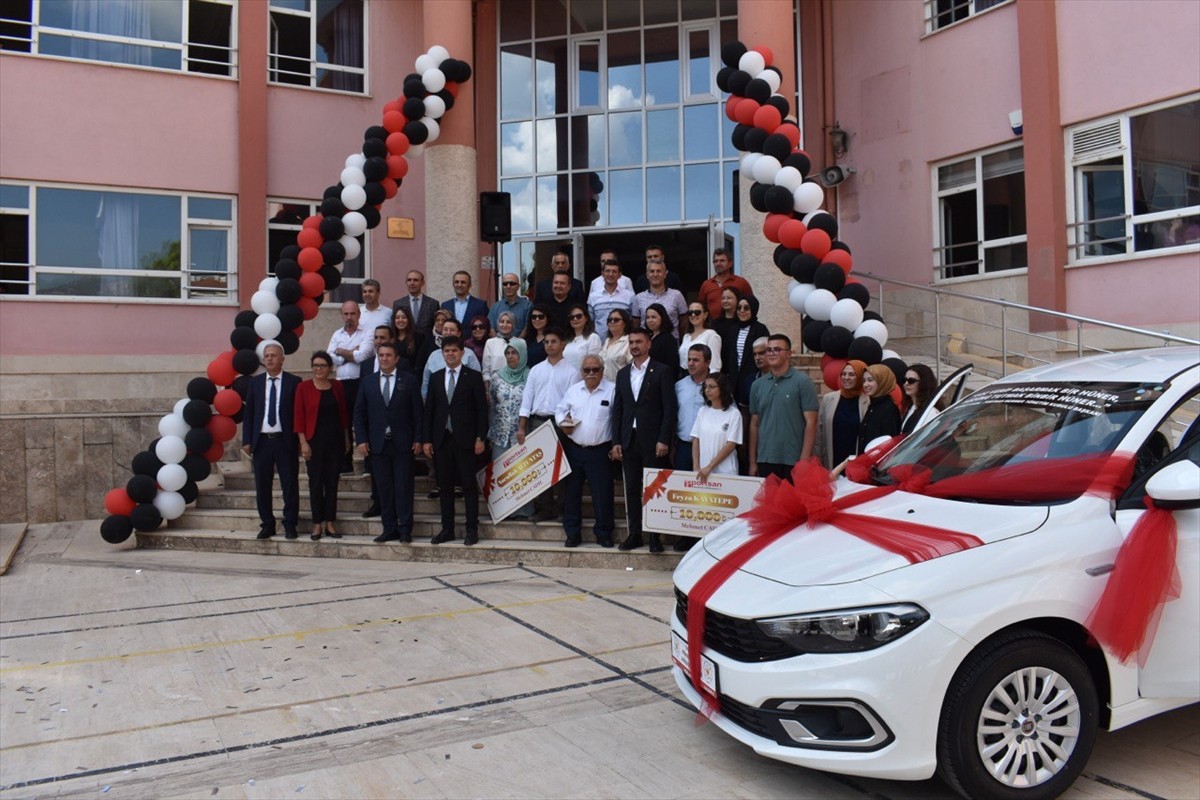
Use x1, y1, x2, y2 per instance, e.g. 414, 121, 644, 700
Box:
690, 373, 743, 480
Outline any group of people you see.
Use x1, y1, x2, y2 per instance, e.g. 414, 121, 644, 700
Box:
241, 247, 941, 552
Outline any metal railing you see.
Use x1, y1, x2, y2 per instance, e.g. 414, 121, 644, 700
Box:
856, 272, 1199, 380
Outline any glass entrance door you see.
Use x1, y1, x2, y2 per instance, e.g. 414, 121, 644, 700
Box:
511, 235, 574, 299
580, 225, 713, 299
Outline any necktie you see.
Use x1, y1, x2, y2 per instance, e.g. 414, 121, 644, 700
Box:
411, 297, 420, 321
446, 369, 456, 432
267, 377, 278, 427
382, 373, 392, 404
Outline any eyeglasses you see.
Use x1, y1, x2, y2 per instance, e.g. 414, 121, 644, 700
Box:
530, 313, 546, 319
904, 377, 920, 384
311, 362, 330, 369
737, 305, 752, 311
688, 309, 704, 316
765, 347, 788, 354
569, 313, 585, 321
607, 317, 622, 323
471, 324, 487, 330
581, 367, 602, 374
501, 281, 518, 286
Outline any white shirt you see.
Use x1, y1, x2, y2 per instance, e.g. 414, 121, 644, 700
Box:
587, 281, 636, 337
555, 379, 616, 446
675, 375, 707, 442
563, 332, 602, 371
359, 305, 392, 336
629, 357, 650, 401
679, 329, 723, 373
588, 273, 633, 294
444, 365, 461, 396
520, 358, 580, 418
601, 335, 631, 382
327, 326, 373, 380
690, 404, 743, 476
260, 373, 284, 433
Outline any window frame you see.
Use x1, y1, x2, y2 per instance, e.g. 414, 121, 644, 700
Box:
0, 181, 237, 305
267, 0, 367, 95
931, 142, 1028, 283
922, 0, 1013, 35
1065, 93, 1200, 267
0, 0, 238, 78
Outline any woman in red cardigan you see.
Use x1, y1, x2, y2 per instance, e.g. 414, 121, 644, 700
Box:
294, 350, 350, 540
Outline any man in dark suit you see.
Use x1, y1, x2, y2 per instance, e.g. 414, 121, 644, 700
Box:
392, 269, 440, 337
610, 328, 677, 553
241, 342, 301, 540
440, 270, 489, 326
533, 250, 585, 306
354, 341, 423, 543
423, 336, 488, 545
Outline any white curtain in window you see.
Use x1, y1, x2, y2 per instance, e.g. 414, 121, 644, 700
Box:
68, 0, 153, 65
97, 193, 138, 296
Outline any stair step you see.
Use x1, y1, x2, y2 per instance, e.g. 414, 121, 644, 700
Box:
195, 488, 619, 517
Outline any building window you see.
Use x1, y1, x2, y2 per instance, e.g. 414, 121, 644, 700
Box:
924, 0, 1011, 33
933, 145, 1026, 280
268, 0, 364, 93
267, 200, 365, 303
0, 0, 235, 76
1068, 96, 1200, 262
0, 182, 235, 301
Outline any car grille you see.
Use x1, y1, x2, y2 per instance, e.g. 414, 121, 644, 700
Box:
675, 588, 796, 662
717, 694, 783, 743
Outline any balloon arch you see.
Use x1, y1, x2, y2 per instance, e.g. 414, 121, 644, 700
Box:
99, 46, 473, 543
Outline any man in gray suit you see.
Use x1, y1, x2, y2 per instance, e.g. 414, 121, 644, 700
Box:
392, 269, 439, 337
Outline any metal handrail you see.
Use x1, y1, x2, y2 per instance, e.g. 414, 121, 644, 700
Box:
856, 271, 1199, 379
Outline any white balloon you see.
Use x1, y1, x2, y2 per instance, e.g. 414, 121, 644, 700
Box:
407, 142, 425, 158
156, 463, 188, 492
339, 234, 361, 261
787, 278, 801, 293
882, 348, 899, 361
156, 435, 187, 465
153, 490, 187, 521
251, 290, 280, 315
789, 282, 817, 314
423, 95, 446, 119
830, 298, 865, 331
793, 182, 826, 214
341, 184, 367, 211
344, 153, 366, 170
421, 116, 440, 143
773, 166, 804, 192
414, 53, 436, 74
804, 288, 838, 321
422, 68, 446, 93
256, 339, 281, 360
158, 413, 190, 439
340, 166, 366, 187
856, 319, 890, 347
738, 51, 765, 76
751, 155, 782, 184
740, 152, 761, 175
341, 211, 367, 238
254, 313, 282, 340
762, 71, 782, 93
258, 276, 279, 294
173, 397, 190, 417
427, 45, 450, 64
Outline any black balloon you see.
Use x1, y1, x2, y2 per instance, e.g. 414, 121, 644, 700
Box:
100, 514, 134, 544
319, 265, 343, 291
802, 319, 831, 352
234, 309, 257, 329
130, 503, 163, 532
403, 77, 425, 98
404, 121, 429, 145
277, 329, 300, 356
767, 95, 790, 116
182, 399, 211, 428
774, 245, 798, 269
784, 151, 811, 176
321, 240, 347, 265
455, 60, 471, 82
232, 348, 260, 376
322, 185, 342, 200
838, 283, 871, 309
364, 125, 387, 142
814, 262, 847, 293
274, 258, 301, 281
362, 181, 386, 206
883, 357, 908, 386
362, 137, 387, 159
730, 123, 750, 151
820, 325, 854, 359
403, 97, 426, 120
181, 453, 211, 483
281, 244, 302, 260
762, 133, 792, 162
275, 278, 302, 305
436, 88, 456, 111
789, 253, 821, 284
721, 40, 747, 68
727, 69, 751, 96
765, 185, 794, 214
185, 427, 213, 454
847, 336, 884, 366
186, 377, 217, 404
320, 196, 346, 217
319, 216, 344, 241
744, 127, 768, 153
127, 474, 157, 504
360, 205, 381, 229
749, 183, 769, 213
863, 309, 883, 323
179, 480, 199, 505
807, 212, 839, 238
829, 241, 852, 254
131, 450, 164, 477
715, 66, 733, 92
744, 78, 771, 104
277, 303, 304, 332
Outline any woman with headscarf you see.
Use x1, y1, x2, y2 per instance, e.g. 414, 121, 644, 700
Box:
643, 302, 678, 367
465, 314, 491, 366
817, 359, 870, 469
901, 363, 941, 435
489, 337, 534, 518
858, 363, 902, 454
722, 294, 770, 408
482, 310, 519, 387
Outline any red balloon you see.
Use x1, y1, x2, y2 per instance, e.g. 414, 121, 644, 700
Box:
382, 109, 406, 133
725, 96, 742, 122
292, 322, 305, 338
387, 155, 409, 179
301, 214, 322, 229
801, 228, 832, 259
386, 131, 410, 155
382, 99, 401, 114
444, 81, 459, 98
203, 439, 226, 463
762, 213, 790, 244
822, 249, 853, 275
105, 488, 136, 517
752, 45, 774, 66
297, 295, 320, 320
779, 122, 801, 148
206, 351, 237, 388
822, 358, 848, 392
778, 219, 808, 250
381, 177, 398, 199
296, 227, 323, 249
299, 271, 326, 298
752, 104, 782, 133
734, 99, 759, 126
213, 388, 242, 416
207, 414, 237, 443
298, 247, 323, 272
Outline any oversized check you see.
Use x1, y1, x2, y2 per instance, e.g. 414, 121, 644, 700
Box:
641, 469, 764, 537
477, 421, 571, 523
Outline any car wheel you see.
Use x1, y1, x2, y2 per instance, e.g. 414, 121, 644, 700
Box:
937, 629, 1098, 800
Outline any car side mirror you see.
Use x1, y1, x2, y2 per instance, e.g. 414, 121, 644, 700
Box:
1145, 460, 1200, 509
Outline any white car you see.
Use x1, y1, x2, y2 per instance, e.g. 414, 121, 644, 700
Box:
671, 347, 1199, 800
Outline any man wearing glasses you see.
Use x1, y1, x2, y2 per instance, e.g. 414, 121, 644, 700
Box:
587, 252, 635, 338
554, 354, 616, 548
631, 246, 688, 337
748, 334, 818, 480
488, 272, 532, 335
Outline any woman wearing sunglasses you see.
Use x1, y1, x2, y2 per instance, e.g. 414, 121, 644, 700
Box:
901, 363, 941, 434
521, 303, 552, 367
679, 302, 723, 377
600, 308, 633, 381
563, 303, 602, 371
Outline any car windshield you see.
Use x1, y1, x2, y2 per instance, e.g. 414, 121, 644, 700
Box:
875, 381, 1168, 502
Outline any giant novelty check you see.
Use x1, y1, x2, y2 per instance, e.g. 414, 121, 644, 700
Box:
641, 469, 764, 537
477, 421, 571, 523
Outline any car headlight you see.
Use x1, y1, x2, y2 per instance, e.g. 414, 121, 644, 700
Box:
756, 603, 929, 654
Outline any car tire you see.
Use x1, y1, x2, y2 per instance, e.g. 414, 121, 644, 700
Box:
937, 629, 1098, 800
